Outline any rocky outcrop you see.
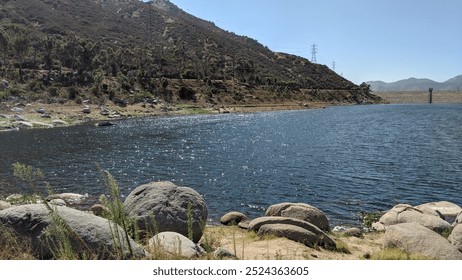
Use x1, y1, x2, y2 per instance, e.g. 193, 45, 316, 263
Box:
377, 204, 452, 234
0, 204, 145, 259
220, 211, 247, 226
383, 223, 462, 260
417, 201, 462, 224
249, 216, 335, 249
449, 224, 462, 253
265, 202, 330, 231
148, 232, 204, 259
124, 181, 207, 243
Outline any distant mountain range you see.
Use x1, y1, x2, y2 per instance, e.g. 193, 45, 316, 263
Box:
367, 75, 462, 92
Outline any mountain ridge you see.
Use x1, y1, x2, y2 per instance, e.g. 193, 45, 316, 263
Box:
367, 75, 462, 92
0, 0, 381, 105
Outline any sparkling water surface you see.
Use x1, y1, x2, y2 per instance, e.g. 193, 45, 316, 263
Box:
1, 104, 461, 226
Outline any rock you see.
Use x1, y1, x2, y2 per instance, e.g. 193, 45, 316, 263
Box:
11, 107, 23, 113
0, 200, 11, 210
449, 224, 462, 253
36, 108, 46, 114
82, 106, 91, 114
238, 220, 250, 230
46, 193, 88, 205
213, 247, 237, 260
220, 211, 247, 226
96, 121, 115, 127
265, 202, 330, 231
383, 223, 462, 260
124, 181, 207, 243
257, 224, 322, 247
417, 201, 462, 224
0, 204, 145, 259
52, 119, 68, 126
379, 203, 452, 234
148, 232, 204, 259
49, 199, 66, 206
14, 114, 27, 121
371, 222, 386, 231
248, 216, 335, 249
345, 227, 363, 238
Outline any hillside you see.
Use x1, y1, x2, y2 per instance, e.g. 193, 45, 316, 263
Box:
0, 0, 381, 107
367, 75, 462, 92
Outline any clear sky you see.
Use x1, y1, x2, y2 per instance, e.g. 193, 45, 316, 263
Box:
145, 0, 462, 84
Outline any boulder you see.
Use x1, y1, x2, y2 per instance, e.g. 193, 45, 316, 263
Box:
378, 204, 452, 234
213, 247, 237, 260
417, 201, 462, 224
345, 227, 363, 238
265, 202, 330, 231
258, 224, 321, 248
148, 232, 204, 259
248, 216, 335, 248
46, 193, 88, 205
48, 199, 66, 206
0, 204, 145, 259
449, 224, 462, 253
383, 223, 462, 260
124, 181, 207, 243
52, 120, 68, 126
0, 200, 11, 210
220, 211, 247, 226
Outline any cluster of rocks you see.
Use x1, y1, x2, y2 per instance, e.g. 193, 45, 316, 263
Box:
221, 202, 336, 250
0, 181, 208, 259
372, 201, 462, 260
2, 180, 462, 260
0, 104, 68, 132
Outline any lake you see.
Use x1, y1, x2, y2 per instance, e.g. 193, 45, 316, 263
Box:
1, 104, 461, 226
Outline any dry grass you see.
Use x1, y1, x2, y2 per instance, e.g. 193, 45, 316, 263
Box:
376, 91, 462, 104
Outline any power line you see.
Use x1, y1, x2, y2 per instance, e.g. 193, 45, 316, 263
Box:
311, 43, 317, 63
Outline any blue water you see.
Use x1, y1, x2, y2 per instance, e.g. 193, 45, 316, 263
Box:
1, 104, 461, 226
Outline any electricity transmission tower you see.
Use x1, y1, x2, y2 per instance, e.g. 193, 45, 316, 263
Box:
332, 61, 336, 72
311, 43, 317, 63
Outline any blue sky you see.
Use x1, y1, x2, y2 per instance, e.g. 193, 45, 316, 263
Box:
145, 0, 462, 84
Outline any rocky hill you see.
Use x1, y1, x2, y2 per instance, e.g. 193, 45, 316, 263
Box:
367, 75, 462, 92
0, 0, 381, 106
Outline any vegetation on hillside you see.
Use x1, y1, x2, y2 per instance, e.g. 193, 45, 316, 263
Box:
0, 0, 381, 106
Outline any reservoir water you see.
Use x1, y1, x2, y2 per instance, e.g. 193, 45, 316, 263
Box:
1, 104, 461, 226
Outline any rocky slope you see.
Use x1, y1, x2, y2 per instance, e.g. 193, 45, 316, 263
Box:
0, 0, 381, 107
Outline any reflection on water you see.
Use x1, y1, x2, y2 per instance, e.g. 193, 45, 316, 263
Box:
1, 104, 461, 226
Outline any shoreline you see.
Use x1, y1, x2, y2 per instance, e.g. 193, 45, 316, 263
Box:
0, 100, 331, 133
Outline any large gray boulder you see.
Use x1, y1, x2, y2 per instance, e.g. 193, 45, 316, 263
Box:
383, 223, 462, 260
124, 181, 207, 243
258, 224, 321, 248
378, 204, 452, 234
148, 232, 204, 259
220, 211, 247, 226
449, 224, 462, 253
265, 202, 330, 231
0, 204, 145, 259
417, 201, 462, 224
248, 216, 335, 248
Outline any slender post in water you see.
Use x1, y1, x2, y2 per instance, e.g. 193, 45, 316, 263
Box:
428, 87, 433, 104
